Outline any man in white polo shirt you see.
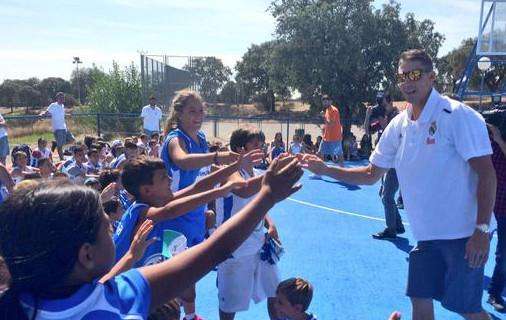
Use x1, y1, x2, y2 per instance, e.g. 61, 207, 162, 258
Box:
39, 92, 75, 160
301, 49, 496, 320
141, 96, 163, 137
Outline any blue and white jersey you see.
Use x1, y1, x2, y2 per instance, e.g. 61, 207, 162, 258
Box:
160, 128, 209, 247
20, 269, 151, 320
215, 169, 265, 258
110, 154, 126, 169
113, 202, 149, 262
161, 129, 209, 190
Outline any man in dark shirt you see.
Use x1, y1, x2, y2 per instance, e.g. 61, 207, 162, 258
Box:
364, 92, 404, 239
488, 124, 506, 312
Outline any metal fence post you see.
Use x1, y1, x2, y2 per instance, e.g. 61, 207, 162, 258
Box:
286, 116, 290, 145
213, 119, 218, 138
97, 113, 101, 137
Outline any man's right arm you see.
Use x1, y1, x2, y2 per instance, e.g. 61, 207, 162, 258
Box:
302, 156, 386, 185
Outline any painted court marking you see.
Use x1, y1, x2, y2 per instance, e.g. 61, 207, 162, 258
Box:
288, 197, 410, 226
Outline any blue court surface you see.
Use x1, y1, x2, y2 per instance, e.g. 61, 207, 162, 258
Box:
195, 161, 504, 319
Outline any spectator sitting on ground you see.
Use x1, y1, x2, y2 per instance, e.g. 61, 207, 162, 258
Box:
269, 132, 285, 162
288, 134, 303, 155
86, 148, 102, 175
302, 134, 315, 154
64, 145, 87, 182
275, 278, 316, 320
148, 139, 160, 158
37, 158, 55, 179
10, 151, 39, 184
34, 137, 53, 162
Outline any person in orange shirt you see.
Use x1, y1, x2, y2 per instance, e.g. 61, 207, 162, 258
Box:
318, 94, 344, 166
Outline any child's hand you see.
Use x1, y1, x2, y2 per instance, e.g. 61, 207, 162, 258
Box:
100, 182, 118, 202
267, 224, 281, 244
222, 180, 248, 193
388, 311, 401, 320
218, 151, 240, 165
129, 219, 157, 262
261, 156, 303, 203
237, 149, 264, 169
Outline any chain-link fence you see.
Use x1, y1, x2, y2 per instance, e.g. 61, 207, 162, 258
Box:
140, 55, 194, 105
4, 113, 364, 147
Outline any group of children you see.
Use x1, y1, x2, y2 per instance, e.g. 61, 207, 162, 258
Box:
0, 91, 319, 320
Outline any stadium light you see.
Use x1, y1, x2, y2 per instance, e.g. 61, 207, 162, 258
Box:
73, 57, 83, 104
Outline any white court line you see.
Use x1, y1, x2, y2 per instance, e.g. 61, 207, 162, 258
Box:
287, 197, 410, 226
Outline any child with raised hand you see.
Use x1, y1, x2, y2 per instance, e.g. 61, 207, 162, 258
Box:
0, 155, 302, 320
215, 127, 282, 320
160, 91, 260, 320
113, 152, 261, 267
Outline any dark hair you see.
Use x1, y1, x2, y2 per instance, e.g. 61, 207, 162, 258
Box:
87, 148, 99, 157
83, 136, 96, 150
102, 198, 120, 216
303, 134, 313, 146
383, 92, 392, 103
73, 145, 84, 155
98, 169, 121, 190
139, 134, 148, 140
148, 300, 180, 320
321, 94, 331, 101
230, 128, 260, 153
23, 172, 42, 180
124, 140, 138, 150
399, 49, 433, 72
37, 138, 47, 145
37, 157, 51, 169
0, 182, 102, 319
276, 277, 313, 312
121, 157, 166, 199
150, 132, 160, 140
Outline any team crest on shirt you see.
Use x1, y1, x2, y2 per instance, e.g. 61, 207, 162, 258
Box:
426, 121, 437, 145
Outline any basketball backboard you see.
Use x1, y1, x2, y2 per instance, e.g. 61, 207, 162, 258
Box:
477, 0, 506, 55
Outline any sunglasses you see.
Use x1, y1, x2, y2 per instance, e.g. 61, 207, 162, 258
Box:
396, 69, 427, 83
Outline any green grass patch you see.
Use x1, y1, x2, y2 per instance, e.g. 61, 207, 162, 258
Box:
9, 131, 54, 147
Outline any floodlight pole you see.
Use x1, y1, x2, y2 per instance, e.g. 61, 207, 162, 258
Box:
479, 72, 486, 112
73, 57, 82, 104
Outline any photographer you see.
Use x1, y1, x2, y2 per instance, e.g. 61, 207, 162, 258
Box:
487, 123, 506, 312
364, 92, 404, 239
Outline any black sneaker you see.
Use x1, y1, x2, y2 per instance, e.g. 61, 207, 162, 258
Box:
396, 225, 405, 235
372, 229, 397, 240
488, 295, 506, 313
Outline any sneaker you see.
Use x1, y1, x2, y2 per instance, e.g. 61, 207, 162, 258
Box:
396, 225, 405, 235
372, 229, 397, 240
396, 196, 404, 209
488, 295, 506, 313
309, 174, 323, 180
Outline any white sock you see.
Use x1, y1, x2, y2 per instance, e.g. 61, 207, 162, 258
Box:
184, 313, 196, 320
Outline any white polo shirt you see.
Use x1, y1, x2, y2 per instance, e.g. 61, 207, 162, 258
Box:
141, 105, 162, 132
47, 102, 67, 130
370, 89, 492, 241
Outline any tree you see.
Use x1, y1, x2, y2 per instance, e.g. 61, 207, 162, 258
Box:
268, 0, 445, 133
438, 38, 477, 93
19, 85, 41, 110
39, 77, 71, 106
235, 41, 290, 112
184, 57, 232, 102
0, 80, 20, 112
70, 65, 105, 104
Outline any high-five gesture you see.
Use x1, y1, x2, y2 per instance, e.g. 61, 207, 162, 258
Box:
261, 156, 303, 203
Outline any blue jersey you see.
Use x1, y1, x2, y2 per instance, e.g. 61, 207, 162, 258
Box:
114, 201, 186, 267
160, 128, 209, 247
113, 202, 148, 262
111, 154, 126, 169
20, 269, 150, 320
118, 189, 133, 211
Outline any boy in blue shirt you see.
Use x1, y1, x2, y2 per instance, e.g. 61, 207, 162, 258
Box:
114, 154, 259, 267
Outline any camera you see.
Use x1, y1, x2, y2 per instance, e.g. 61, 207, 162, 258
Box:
482, 96, 506, 139
370, 93, 386, 119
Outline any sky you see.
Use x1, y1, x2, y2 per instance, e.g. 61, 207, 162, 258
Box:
0, 0, 483, 82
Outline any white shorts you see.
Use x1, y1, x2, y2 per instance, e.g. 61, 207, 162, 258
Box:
217, 253, 280, 313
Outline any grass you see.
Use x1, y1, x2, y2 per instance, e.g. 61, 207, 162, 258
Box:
9, 131, 54, 146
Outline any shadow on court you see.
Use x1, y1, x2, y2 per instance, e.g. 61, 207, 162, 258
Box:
383, 236, 414, 255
